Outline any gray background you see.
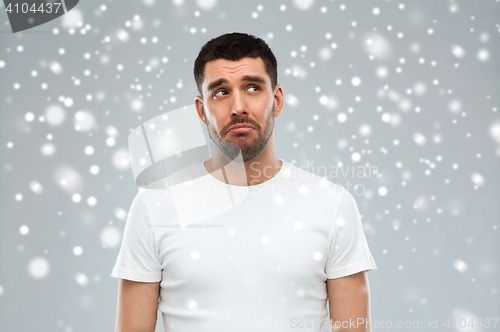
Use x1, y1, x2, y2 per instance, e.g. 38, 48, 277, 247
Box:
1, 0, 499, 331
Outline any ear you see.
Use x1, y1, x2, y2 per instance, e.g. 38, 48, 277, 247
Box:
194, 96, 207, 126
273, 84, 284, 117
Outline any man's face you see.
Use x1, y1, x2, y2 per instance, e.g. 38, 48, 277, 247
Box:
195, 57, 283, 162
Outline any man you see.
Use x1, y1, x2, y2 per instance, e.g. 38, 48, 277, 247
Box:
111, 32, 377, 332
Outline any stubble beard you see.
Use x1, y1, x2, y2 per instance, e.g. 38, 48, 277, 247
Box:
206, 101, 275, 163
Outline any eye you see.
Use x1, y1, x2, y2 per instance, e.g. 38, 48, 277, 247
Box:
213, 90, 227, 97
248, 86, 259, 92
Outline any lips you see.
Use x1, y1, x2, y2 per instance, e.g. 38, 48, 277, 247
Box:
227, 124, 254, 134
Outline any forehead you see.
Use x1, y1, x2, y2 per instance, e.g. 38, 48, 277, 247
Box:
202, 57, 269, 87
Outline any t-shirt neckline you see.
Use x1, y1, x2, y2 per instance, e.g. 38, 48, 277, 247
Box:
201, 158, 286, 189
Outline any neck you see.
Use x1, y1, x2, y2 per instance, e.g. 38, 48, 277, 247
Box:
204, 140, 283, 186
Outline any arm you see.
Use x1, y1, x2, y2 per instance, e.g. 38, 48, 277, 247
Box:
114, 279, 161, 332
327, 271, 372, 332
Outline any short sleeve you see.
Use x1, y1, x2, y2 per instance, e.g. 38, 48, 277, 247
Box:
111, 189, 162, 282
325, 187, 377, 279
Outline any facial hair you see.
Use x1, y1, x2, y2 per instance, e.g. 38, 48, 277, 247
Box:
206, 101, 275, 162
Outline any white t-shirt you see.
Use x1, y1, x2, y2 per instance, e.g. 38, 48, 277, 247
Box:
111, 159, 377, 331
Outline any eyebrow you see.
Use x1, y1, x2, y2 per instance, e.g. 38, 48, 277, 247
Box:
206, 75, 267, 93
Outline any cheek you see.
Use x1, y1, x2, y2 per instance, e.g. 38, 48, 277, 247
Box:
257, 98, 272, 109
206, 114, 223, 131
251, 101, 272, 120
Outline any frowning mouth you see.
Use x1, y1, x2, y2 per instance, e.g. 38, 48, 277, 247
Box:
227, 124, 255, 134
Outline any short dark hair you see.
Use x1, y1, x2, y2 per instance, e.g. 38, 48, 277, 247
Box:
193, 32, 278, 98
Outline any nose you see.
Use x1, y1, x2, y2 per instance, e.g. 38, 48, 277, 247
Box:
231, 90, 247, 116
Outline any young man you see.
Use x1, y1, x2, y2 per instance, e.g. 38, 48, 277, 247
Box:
112, 32, 377, 332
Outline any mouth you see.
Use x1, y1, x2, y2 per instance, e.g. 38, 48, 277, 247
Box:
227, 124, 255, 134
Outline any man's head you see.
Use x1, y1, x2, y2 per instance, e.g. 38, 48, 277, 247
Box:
194, 32, 278, 99
193, 32, 284, 162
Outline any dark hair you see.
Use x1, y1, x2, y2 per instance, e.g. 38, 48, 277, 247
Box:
193, 32, 278, 98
